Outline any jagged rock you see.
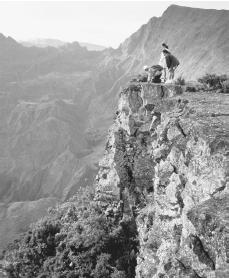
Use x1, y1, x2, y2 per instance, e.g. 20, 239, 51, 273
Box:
95, 82, 229, 277
140, 83, 183, 106
128, 88, 143, 113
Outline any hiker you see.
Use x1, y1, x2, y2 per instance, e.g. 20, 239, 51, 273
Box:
143, 65, 163, 83
162, 49, 180, 80
159, 43, 169, 82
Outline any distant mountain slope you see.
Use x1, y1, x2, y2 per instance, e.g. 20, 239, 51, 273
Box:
79, 42, 106, 51
115, 4, 229, 79
0, 34, 110, 252
0, 34, 103, 86
93, 4, 229, 120
21, 38, 106, 51
20, 38, 67, 48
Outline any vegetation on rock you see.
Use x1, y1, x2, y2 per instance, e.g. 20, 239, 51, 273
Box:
175, 76, 186, 86
222, 79, 229, 93
198, 73, 228, 91
3, 187, 139, 278
185, 86, 197, 92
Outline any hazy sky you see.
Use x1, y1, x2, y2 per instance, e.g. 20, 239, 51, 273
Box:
0, 1, 228, 48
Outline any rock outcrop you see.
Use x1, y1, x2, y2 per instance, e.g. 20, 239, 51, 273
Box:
95, 82, 229, 277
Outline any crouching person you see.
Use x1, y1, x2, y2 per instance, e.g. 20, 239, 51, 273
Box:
143, 65, 163, 83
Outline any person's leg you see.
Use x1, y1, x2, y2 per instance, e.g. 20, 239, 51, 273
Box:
169, 68, 175, 79
147, 71, 152, 82
171, 68, 175, 79
168, 68, 172, 80
163, 68, 166, 82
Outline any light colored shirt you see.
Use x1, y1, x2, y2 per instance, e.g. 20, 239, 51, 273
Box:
159, 47, 169, 68
159, 53, 166, 68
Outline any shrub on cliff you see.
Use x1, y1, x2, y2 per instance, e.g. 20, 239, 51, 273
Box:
222, 79, 229, 93
198, 73, 228, 91
185, 86, 197, 92
175, 76, 186, 86
3, 187, 138, 278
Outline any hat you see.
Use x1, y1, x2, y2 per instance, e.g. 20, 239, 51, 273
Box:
162, 43, 169, 49
143, 65, 149, 71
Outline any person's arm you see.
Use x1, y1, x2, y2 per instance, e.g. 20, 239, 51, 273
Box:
160, 57, 167, 82
159, 53, 164, 66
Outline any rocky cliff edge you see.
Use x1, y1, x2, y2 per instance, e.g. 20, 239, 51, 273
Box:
95, 82, 229, 277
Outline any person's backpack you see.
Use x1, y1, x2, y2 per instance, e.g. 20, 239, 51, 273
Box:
151, 64, 163, 71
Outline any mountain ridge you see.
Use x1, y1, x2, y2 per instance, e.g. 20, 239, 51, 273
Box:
116, 4, 229, 78
20, 38, 107, 51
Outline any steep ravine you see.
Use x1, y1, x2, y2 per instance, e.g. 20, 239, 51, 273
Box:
95, 82, 229, 277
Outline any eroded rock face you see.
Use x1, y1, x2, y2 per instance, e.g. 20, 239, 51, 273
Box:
95, 82, 229, 277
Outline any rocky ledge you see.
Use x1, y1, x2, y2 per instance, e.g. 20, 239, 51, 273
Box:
95, 82, 229, 278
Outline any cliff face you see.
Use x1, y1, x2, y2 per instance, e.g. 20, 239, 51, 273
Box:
95, 82, 229, 277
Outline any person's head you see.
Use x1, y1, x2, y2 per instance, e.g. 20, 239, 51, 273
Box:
162, 43, 169, 49
162, 49, 170, 56
143, 65, 149, 72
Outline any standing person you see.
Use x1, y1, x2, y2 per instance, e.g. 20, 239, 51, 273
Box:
159, 43, 169, 82
162, 49, 180, 80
